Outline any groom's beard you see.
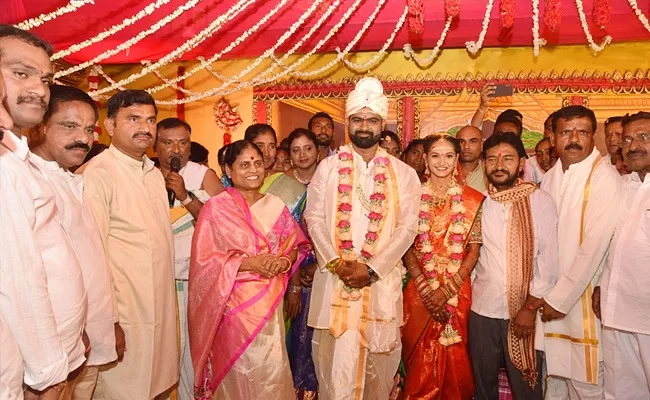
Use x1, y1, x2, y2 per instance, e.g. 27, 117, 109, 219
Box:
349, 129, 380, 149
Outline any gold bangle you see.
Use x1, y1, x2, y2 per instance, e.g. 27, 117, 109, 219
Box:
279, 256, 292, 273
325, 258, 342, 274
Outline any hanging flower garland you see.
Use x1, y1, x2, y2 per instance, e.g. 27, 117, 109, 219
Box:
407, 0, 425, 35
89, 0, 256, 96
15, 0, 94, 31
544, 0, 562, 32
51, 0, 174, 61
403, 16, 453, 67
593, 0, 611, 30
334, 145, 390, 301
532, 0, 547, 56
54, 0, 201, 79
466, 0, 495, 54
574, 0, 611, 53
626, 0, 650, 33
147, 0, 320, 95
417, 180, 468, 346
445, 0, 461, 18
214, 99, 242, 146
341, 6, 408, 72
142, 61, 200, 96
500, 0, 515, 29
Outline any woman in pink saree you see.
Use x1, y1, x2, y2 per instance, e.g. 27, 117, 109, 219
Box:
189, 140, 308, 399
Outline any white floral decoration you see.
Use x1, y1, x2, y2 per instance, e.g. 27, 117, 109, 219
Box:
575, 0, 611, 53
51, 0, 175, 61
88, 0, 257, 97
15, 0, 93, 31
532, 0, 547, 56
626, 0, 650, 33
403, 16, 453, 67
465, 0, 494, 55
54, 0, 201, 78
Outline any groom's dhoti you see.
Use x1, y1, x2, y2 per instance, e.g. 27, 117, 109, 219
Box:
312, 328, 401, 400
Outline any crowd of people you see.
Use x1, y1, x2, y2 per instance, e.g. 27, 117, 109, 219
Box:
1, 24, 649, 400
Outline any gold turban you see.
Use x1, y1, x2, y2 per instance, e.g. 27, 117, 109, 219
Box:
345, 77, 388, 120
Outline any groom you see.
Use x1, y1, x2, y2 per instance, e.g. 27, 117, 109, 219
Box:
305, 77, 421, 400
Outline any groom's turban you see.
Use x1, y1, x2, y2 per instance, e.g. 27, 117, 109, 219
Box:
345, 77, 388, 120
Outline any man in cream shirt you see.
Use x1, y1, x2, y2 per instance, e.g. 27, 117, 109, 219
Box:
0, 25, 86, 397
305, 78, 421, 400
541, 105, 623, 399
596, 111, 650, 399
30, 84, 117, 398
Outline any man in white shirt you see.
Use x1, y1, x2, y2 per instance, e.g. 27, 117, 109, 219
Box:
594, 111, 650, 400
305, 78, 421, 400
30, 84, 117, 398
541, 105, 623, 399
0, 25, 87, 397
603, 116, 629, 175
470, 132, 559, 400
154, 117, 223, 400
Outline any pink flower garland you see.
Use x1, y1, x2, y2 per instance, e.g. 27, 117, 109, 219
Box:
500, 0, 515, 29
416, 180, 467, 346
544, 0, 562, 32
445, 0, 461, 19
335, 145, 390, 301
593, 0, 611, 30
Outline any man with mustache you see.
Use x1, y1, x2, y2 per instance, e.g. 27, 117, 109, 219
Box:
594, 111, 650, 399
457, 125, 487, 192
470, 132, 558, 400
77, 90, 179, 399
30, 84, 117, 398
309, 111, 336, 162
305, 77, 421, 399
540, 105, 623, 399
0, 25, 88, 398
154, 117, 223, 400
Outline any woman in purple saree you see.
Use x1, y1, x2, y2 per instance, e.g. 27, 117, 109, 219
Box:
189, 140, 308, 399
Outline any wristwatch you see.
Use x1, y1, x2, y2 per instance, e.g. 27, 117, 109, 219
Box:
367, 267, 379, 284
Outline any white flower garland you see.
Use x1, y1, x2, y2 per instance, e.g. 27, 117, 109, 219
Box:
51, 0, 174, 61
532, 0, 547, 56
143, 61, 201, 96
147, 0, 319, 95
54, 0, 201, 79
340, 5, 408, 72
575, 0, 611, 53
403, 16, 453, 67
465, 0, 494, 55
626, 0, 650, 33
15, 0, 93, 31
89, 0, 256, 96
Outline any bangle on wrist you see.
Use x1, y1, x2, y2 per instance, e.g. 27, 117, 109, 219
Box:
288, 284, 301, 294
279, 256, 292, 273
325, 258, 342, 274
180, 193, 193, 206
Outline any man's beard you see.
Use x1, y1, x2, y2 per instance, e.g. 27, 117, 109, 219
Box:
488, 169, 519, 188
316, 134, 332, 147
349, 130, 380, 149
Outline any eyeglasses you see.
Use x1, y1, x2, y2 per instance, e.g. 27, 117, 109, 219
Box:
556, 128, 592, 138
621, 132, 650, 146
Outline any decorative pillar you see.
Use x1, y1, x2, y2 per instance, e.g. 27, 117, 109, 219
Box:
176, 66, 186, 120
254, 99, 272, 124
396, 96, 420, 147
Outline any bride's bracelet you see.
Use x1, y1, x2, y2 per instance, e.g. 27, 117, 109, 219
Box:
279, 256, 292, 273
287, 284, 302, 294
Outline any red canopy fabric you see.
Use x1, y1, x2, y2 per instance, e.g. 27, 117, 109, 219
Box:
2, 0, 649, 64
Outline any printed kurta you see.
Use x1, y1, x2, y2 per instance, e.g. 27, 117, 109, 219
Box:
80, 145, 178, 399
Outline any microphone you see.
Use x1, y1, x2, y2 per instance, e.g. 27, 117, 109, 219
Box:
168, 156, 181, 207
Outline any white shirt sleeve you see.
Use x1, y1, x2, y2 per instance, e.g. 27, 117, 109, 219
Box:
305, 157, 340, 270
529, 190, 559, 298
0, 167, 68, 390
545, 169, 623, 314
367, 164, 421, 279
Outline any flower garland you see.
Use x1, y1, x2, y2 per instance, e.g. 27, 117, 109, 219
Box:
445, 0, 461, 18
543, 0, 562, 32
341, 6, 408, 72
407, 0, 425, 35
335, 146, 389, 301
147, 0, 322, 95
532, 0, 547, 57
574, 0, 611, 53
627, 0, 650, 33
89, 0, 257, 96
466, 0, 495, 55
593, 0, 611, 30
403, 16, 453, 67
51, 0, 173, 61
15, 0, 93, 31
500, 0, 515, 29
416, 179, 468, 346
55, 0, 202, 79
